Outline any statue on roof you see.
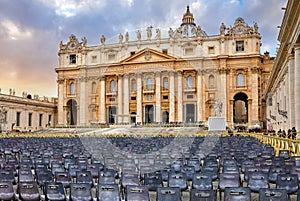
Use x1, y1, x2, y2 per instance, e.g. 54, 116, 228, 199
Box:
168, 28, 174, 39
136, 30, 141, 41
146, 27, 152, 40
220, 23, 226, 35
155, 29, 161, 40
100, 35, 106, 45
119, 33, 123, 44
125, 32, 129, 42
82, 37, 87, 47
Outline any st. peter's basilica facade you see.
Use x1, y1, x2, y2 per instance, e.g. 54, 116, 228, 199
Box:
56, 6, 273, 129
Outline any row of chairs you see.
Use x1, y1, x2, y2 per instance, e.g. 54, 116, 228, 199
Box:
0, 135, 300, 200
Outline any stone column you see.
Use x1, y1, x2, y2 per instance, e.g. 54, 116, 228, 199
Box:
229, 100, 234, 127
99, 77, 106, 123
220, 68, 227, 118
196, 70, 202, 122
57, 79, 65, 125
137, 73, 142, 124
169, 71, 175, 122
248, 99, 252, 124
117, 75, 123, 124
155, 72, 161, 123
251, 67, 259, 125
294, 45, 300, 130
288, 54, 295, 128
177, 71, 183, 122
79, 77, 87, 126
123, 74, 130, 124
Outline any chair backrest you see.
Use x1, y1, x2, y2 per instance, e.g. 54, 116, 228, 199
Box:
224, 187, 251, 201
218, 173, 240, 191
0, 181, 15, 201
192, 173, 213, 190
276, 173, 299, 194
168, 172, 188, 191
247, 172, 269, 192
70, 183, 92, 201
44, 182, 66, 201
259, 188, 288, 201
156, 187, 181, 201
279, 150, 290, 160
126, 185, 150, 201
268, 166, 286, 183
97, 184, 120, 201
190, 189, 216, 201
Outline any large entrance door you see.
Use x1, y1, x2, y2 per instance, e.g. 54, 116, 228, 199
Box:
233, 92, 248, 123
145, 105, 154, 123
108, 106, 117, 124
67, 99, 77, 125
131, 112, 137, 124
162, 111, 169, 123
185, 104, 195, 123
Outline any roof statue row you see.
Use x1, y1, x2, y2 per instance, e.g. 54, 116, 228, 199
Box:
59, 6, 259, 51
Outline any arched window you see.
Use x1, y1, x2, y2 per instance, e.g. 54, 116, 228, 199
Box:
131, 79, 137, 92
187, 75, 194, 88
110, 80, 116, 92
91, 82, 97, 94
146, 77, 153, 90
209, 75, 215, 88
163, 77, 168, 90
70, 82, 75, 95
237, 73, 245, 87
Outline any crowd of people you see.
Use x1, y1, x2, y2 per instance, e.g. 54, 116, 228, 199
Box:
268, 127, 298, 139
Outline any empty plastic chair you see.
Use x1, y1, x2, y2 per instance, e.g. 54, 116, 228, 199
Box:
144, 172, 163, 191
125, 185, 149, 201
97, 184, 120, 201
156, 187, 181, 201
259, 188, 288, 201
76, 170, 93, 186
276, 173, 299, 194
44, 182, 66, 201
70, 183, 93, 201
218, 173, 240, 192
224, 187, 251, 201
268, 166, 286, 183
168, 172, 188, 191
0, 181, 15, 201
121, 173, 139, 188
192, 173, 213, 190
279, 150, 290, 160
247, 172, 269, 192
18, 182, 40, 201
18, 168, 34, 183
190, 189, 216, 201
55, 172, 72, 188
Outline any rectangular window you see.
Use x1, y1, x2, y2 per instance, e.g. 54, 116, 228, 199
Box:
109, 98, 115, 102
187, 95, 194, 99
130, 51, 135, 56
39, 114, 43, 127
163, 95, 168, 100
236, 41, 244, 52
28, 113, 32, 127
16, 112, 21, 126
185, 48, 194, 55
70, 54, 76, 64
108, 54, 116, 61
131, 96, 136, 101
208, 46, 215, 54
92, 55, 97, 63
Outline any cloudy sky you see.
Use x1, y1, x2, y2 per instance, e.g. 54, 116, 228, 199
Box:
0, 0, 287, 97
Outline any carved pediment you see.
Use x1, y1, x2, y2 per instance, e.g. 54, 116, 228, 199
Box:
121, 48, 176, 64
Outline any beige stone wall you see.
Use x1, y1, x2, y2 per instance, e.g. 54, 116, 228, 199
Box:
0, 93, 57, 132
56, 11, 272, 129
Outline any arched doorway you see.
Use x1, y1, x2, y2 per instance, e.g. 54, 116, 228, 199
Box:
145, 105, 154, 123
162, 111, 169, 123
66, 99, 77, 125
233, 92, 248, 124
